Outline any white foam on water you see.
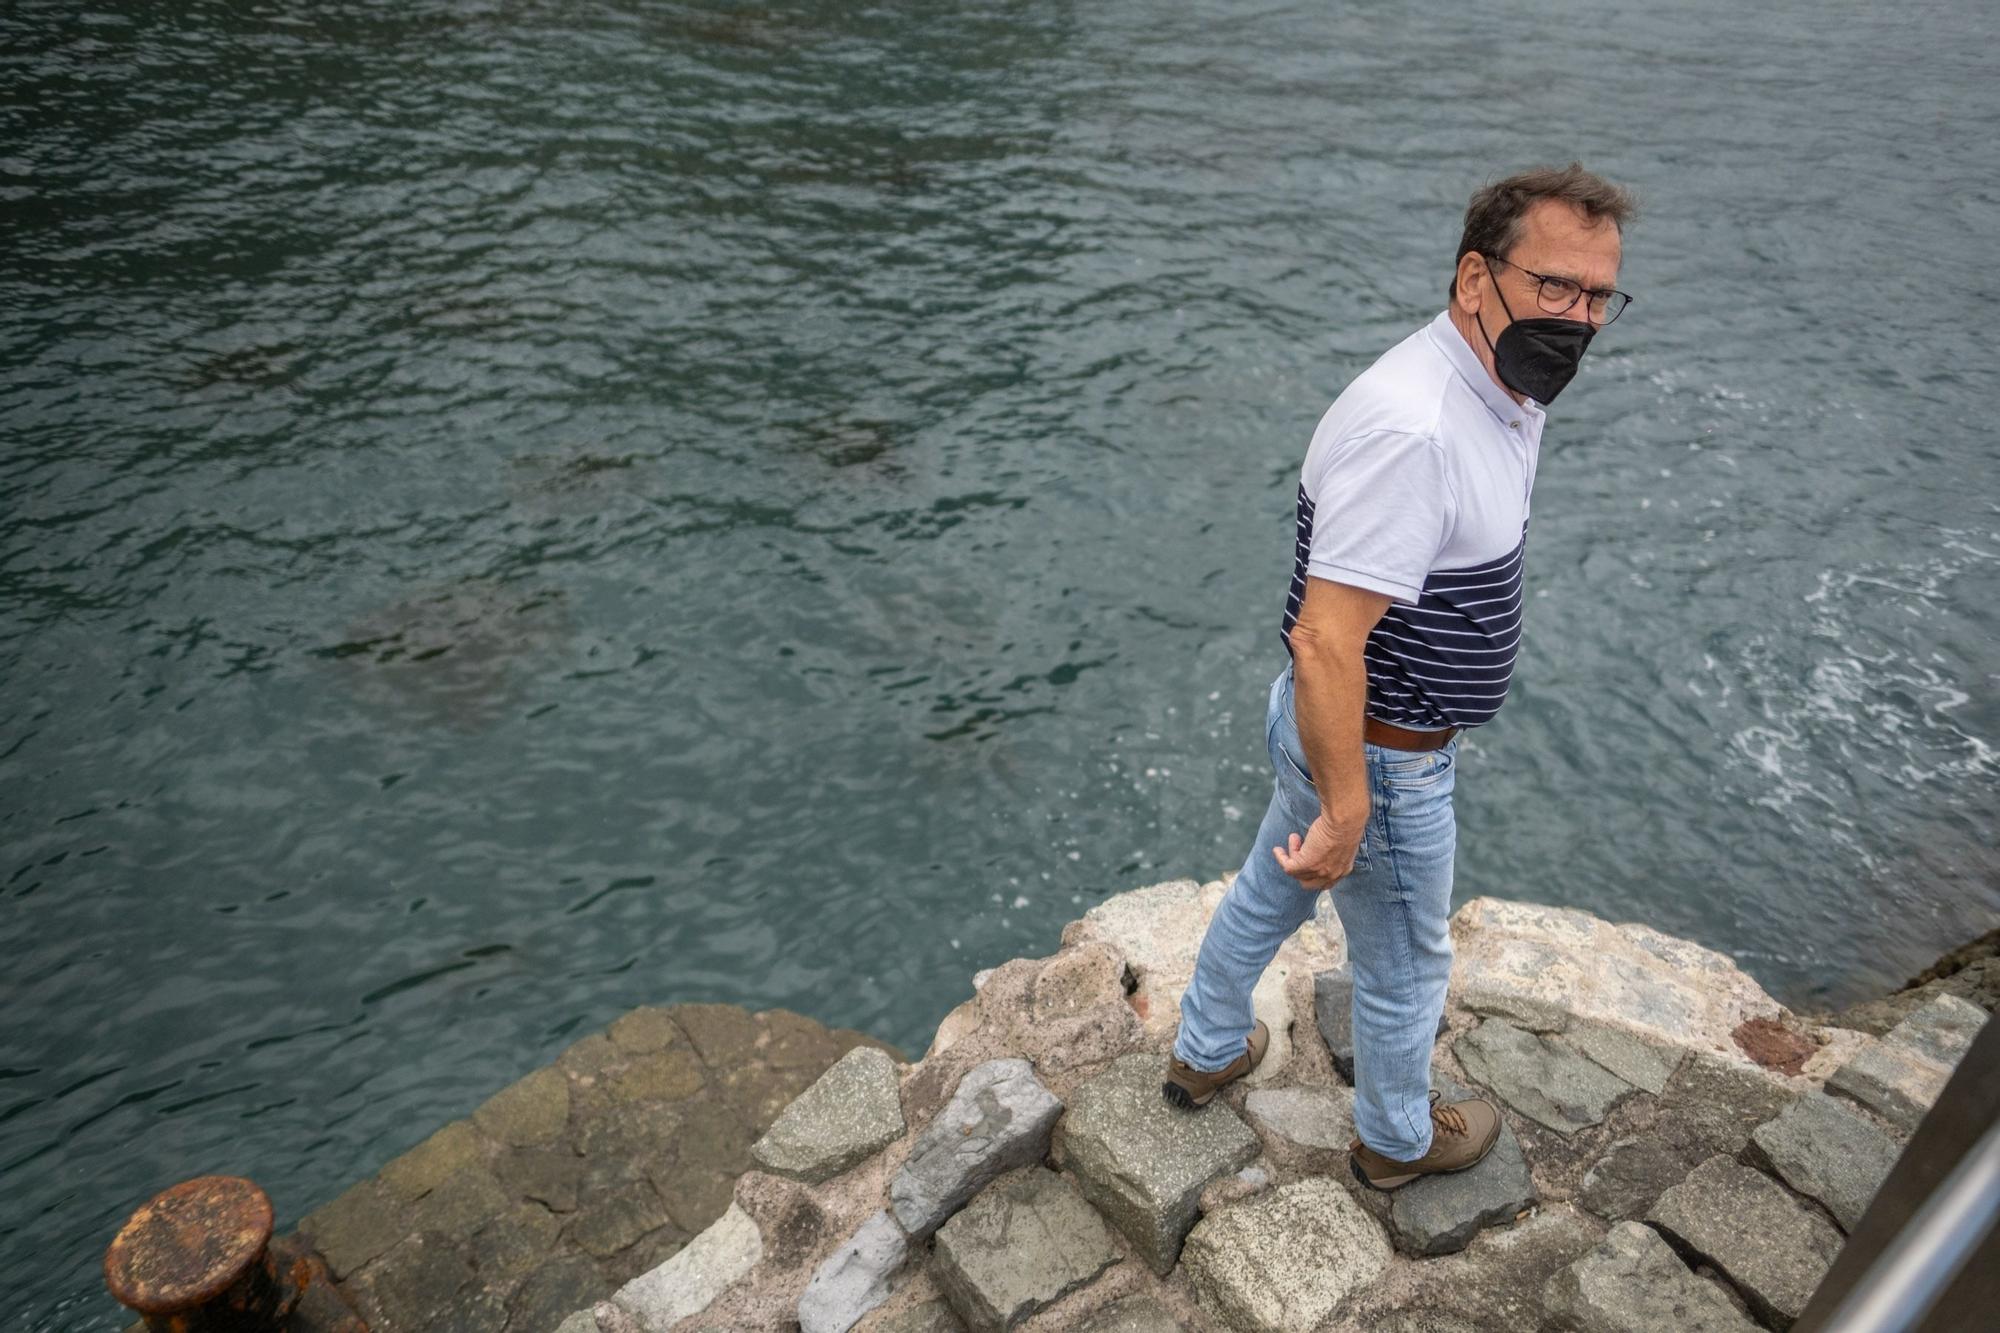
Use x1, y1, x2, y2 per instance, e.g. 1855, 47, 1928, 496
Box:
1729, 534, 2000, 819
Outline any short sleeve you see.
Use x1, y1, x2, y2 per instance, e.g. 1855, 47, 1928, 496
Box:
1301, 429, 1452, 606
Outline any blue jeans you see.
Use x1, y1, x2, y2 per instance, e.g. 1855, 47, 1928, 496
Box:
1173, 661, 1460, 1161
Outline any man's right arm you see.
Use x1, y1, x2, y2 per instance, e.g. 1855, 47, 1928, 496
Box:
1275, 575, 1392, 889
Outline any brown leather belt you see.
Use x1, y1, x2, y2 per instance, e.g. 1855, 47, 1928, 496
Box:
1363, 715, 1459, 752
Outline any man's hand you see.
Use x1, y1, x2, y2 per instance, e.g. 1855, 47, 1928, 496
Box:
1273, 797, 1369, 890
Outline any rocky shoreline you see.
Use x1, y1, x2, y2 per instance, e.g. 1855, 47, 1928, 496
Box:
1815, 925, 1999, 1037
280, 879, 1990, 1333
291, 1006, 904, 1331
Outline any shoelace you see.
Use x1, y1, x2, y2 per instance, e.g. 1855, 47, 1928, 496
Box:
1427, 1089, 1468, 1138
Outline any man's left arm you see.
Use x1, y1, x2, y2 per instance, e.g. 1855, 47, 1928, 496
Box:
1276, 576, 1391, 889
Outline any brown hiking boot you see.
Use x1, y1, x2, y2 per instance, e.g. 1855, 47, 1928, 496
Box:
1348, 1090, 1502, 1190
1161, 1020, 1270, 1109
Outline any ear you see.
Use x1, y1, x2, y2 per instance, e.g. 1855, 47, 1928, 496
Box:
1453, 252, 1487, 313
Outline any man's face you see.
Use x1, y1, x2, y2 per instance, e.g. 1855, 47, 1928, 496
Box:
1473, 198, 1624, 333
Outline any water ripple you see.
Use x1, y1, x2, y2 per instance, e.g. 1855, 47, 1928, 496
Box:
5, 0, 1999, 1324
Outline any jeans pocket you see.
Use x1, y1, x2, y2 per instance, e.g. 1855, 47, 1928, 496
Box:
1377, 744, 1455, 792
1268, 710, 1317, 816
1270, 701, 1372, 874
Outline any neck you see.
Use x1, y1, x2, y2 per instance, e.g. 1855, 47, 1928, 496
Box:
1448, 302, 1530, 407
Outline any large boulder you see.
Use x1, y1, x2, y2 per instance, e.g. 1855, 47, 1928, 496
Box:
1058, 878, 1226, 1039
1562, 1019, 1684, 1095
1449, 898, 1783, 1054
1054, 1053, 1260, 1273
1180, 1177, 1390, 1333
1060, 877, 1345, 1042
924, 946, 1150, 1082
1027, 942, 1127, 1019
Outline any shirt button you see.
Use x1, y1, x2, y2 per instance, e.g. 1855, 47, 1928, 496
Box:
1509, 420, 1522, 429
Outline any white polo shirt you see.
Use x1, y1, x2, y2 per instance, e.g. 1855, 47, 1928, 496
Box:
1280, 310, 1545, 730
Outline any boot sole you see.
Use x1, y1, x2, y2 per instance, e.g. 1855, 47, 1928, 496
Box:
1350, 1155, 1421, 1191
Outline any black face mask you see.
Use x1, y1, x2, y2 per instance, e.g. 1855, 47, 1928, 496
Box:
1477, 279, 1595, 405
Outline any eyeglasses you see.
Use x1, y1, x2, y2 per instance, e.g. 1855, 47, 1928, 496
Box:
1482, 253, 1632, 324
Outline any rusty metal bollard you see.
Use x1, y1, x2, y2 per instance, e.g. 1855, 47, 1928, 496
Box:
104, 1175, 365, 1332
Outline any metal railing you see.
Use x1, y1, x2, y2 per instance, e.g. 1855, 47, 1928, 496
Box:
1818, 1116, 2000, 1333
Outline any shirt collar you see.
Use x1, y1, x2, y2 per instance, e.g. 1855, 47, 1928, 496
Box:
1425, 308, 1544, 428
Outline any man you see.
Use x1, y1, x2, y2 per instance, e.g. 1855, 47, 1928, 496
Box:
1162, 164, 1636, 1190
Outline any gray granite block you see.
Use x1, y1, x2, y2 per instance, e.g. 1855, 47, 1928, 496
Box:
1054, 1052, 1261, 1273
1646, 1155, 1843, 1330
890, 1058, 1063, 1240
1564, 1019, 1684, 1095
1385, 1094, 1538, 1257
1747, 1091, 1901, 1232
931, 1168, 1119, 1333
1334, 1203, 1603, 1333
1656, 1051, 1797, 1158
1579, 1137, 1693, 1223
1455, 1019, 1636, 1135
1827, 994, 1987, 1132
753, 1045, 906, 1184
1243, 1084, 1353, 1150
1826, 1043, 1937, 1133
612, 1201, 763, 1332
1181, 1177, 1391, 1333
1889, 993, 1987, 1066
1543, 1220, 1758, 1332
797, 1209, 908, 1333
